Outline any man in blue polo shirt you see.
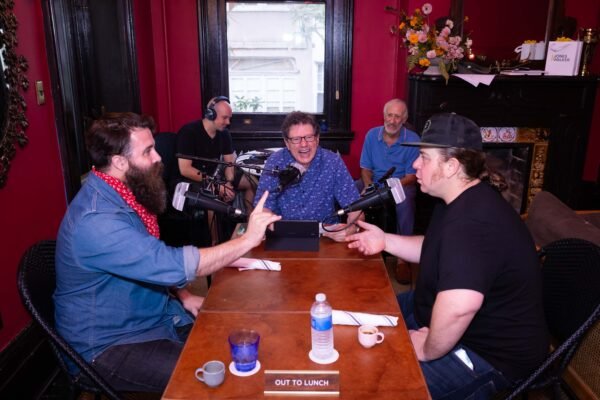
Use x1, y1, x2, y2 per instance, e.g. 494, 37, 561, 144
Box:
360, 98, 420, 236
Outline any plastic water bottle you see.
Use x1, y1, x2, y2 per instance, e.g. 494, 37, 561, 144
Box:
311, 293, 334, 359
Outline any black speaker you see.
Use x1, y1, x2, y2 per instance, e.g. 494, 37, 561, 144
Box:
204, 96, 230, 121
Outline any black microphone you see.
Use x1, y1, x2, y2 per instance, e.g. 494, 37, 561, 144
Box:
337, 177, 406, 216
277, 162, 306, 192
377, 166, 396, 184
172, 182, 247, 219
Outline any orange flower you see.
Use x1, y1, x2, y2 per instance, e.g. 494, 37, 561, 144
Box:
408, 32, 419, 44
410, 16, 419, 27
419, 58, 431, 67
399, 22, 405, 30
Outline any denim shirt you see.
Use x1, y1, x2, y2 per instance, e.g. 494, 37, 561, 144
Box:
54, 173, 199, 373
253, 147, 360, 222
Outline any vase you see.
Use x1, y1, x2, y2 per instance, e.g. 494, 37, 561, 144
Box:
423, 58, 442, 76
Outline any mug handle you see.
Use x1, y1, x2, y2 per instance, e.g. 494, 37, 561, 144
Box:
514, 45, 523, 53
376, 332, 385, 344
195, 367, 205, 382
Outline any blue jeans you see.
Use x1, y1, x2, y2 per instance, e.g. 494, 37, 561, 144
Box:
88, 324, 192, 393
397, 291, 511, 400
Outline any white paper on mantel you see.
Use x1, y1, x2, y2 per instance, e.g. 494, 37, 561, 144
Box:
454, 74, 496, 87
228, 257, 281, 271
332, 310, 398, 327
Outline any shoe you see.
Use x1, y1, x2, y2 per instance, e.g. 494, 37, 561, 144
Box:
395, 261, 412, 285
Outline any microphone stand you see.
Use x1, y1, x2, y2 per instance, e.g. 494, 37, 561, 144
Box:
175, 153, 282, 176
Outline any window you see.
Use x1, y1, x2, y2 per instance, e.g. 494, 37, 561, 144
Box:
198, 0, 353, 148
227, 3, 324, 114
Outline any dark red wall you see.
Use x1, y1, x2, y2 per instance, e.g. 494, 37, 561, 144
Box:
567, 0, 600, 181
0, 0, 66, 350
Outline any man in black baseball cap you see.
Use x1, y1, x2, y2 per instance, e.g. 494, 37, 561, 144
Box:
403, 112, 482, 150
347, 112, 547, 399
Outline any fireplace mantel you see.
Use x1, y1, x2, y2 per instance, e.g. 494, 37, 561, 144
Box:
408, 74, 598, 209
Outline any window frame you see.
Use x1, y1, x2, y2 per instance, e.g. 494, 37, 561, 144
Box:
198, 0, 354, 152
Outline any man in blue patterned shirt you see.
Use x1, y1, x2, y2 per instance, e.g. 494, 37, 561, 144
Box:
254, 111, 362, 241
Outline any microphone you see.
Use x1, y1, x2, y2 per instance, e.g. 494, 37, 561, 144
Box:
277, 162, 306, 192
377, 166, 396, 184
172, 182, 247, 219
336, 177, 406, 216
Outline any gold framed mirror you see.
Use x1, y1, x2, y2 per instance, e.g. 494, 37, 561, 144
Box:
0, 2, 29, 187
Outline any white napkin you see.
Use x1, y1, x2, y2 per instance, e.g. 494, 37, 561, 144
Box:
332, 310, 398, 327
454, 74, 496, 87
228, 257, 281, 272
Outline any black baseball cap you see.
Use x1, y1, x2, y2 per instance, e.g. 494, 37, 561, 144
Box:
403, 113, 482, 150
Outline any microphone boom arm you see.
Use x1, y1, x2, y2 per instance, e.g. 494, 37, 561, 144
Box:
175, 153, 281, 175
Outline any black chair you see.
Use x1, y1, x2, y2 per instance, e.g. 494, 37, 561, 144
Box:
154, 132, 210, 248
503, 238, 600, 400
17, 240, 122, 400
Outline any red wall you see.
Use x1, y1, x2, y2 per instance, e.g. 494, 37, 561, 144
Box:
566, 0, 600, 181
133, 0, 202, 134
0, 0, 66, 350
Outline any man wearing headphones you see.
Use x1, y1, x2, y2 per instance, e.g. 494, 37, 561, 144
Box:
176, 96, 257, 213
176, 96, 257, 245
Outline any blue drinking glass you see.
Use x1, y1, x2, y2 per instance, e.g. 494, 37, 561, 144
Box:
228, 329, 260, 372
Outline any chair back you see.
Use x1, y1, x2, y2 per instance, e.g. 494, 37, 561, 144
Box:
541, 238, 600, 343
17, 240, 121, 400
502, 238, 600, 400
154, 132, 178, 185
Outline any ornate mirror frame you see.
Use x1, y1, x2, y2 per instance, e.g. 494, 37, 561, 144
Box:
0, 1, 29, 187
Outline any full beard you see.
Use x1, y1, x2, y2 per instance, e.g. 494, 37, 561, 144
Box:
126, 162, 168, 215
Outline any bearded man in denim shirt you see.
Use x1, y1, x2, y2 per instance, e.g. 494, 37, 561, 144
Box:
54, 112, 280, 393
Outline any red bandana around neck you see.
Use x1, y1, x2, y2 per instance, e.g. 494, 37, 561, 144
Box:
92, 167, 160, 239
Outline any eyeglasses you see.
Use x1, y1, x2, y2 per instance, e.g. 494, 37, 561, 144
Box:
286, 134, 317, 144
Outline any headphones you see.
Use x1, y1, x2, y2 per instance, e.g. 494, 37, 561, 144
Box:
204, 96, 230, 121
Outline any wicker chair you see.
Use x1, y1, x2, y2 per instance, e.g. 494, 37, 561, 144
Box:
503, 238, 600, 400
17, 240, 122, 400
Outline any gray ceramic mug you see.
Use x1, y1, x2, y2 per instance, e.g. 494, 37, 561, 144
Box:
195, 360, 225, 387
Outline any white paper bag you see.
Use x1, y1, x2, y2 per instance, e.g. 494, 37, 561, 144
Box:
544, 41, 583, 76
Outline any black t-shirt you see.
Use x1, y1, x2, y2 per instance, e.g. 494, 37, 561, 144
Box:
415, 182, 549, 382
175, 120, 234, 177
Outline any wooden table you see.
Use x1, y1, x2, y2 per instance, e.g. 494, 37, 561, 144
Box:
163, 238, 431, 399
202, 259, 400, 314
241, 236, 381, 261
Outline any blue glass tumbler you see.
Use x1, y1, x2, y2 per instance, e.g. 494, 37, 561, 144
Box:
228, 329, 260, 372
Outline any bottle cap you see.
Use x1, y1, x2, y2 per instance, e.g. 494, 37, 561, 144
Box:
316, 293, 326, 302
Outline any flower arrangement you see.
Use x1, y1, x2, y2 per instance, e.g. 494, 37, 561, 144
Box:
387, 3, 471, 82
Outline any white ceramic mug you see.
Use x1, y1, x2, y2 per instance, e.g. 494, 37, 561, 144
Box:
358, 325, 385, 348
195, 360, 225, 387
514, 43, 533, 60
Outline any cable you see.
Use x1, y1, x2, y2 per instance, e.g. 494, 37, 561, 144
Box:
320, 210, 365, 233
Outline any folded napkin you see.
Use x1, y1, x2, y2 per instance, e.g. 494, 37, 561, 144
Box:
454, 74, 496, 87
228, 257, 281, 272
332, 310, 398, 327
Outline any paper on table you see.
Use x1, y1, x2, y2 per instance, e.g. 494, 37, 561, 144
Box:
332, 310, 398, 327
454, 74, 496, 87
228, 257, 281, 271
